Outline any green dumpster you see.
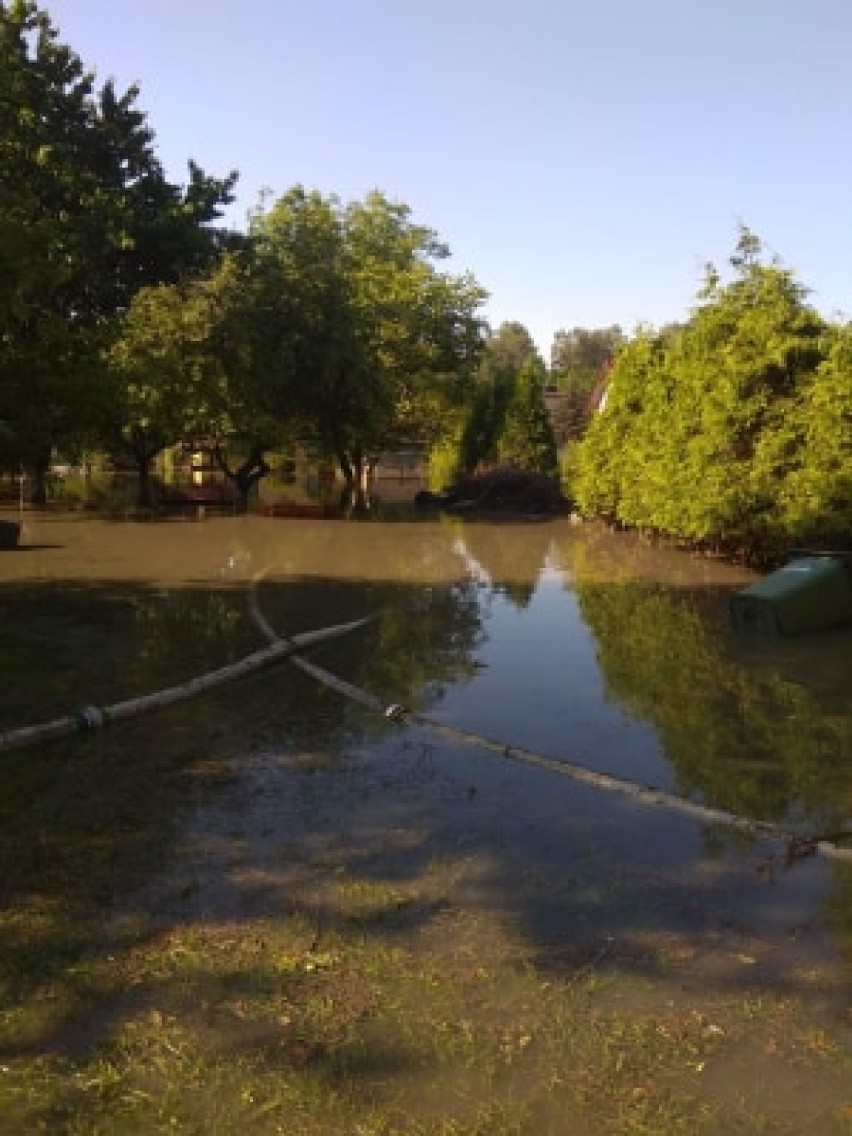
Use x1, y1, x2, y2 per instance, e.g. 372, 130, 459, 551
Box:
730, 554, 852, 635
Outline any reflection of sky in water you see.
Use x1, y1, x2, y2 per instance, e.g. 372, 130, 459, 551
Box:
438, 544, 674, 792
416, 538, 849, 972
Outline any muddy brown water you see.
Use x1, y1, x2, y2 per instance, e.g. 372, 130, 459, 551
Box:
3, 511, 851, 849
2, 512, 852, 1119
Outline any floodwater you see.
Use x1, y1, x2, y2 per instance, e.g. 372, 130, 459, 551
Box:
3, 513, 852, 1097
6, 511, 848, 830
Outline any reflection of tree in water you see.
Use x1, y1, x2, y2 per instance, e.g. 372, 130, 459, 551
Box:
126, 588, 255, 685
257, 577, 484, 724
456, 521, 554, 609
0, 582, 259, 727
118, 560, 486, 741
573, 580, 852, 832
0, 523, 482, 746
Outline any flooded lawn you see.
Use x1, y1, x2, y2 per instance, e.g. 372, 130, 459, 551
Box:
1, 513, 851, 1133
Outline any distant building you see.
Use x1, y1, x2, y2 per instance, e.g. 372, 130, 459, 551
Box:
543, 355, 616, 445
584, 356, 615, 416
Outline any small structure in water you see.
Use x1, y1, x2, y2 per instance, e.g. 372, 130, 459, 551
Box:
0, 519, 21, 549
730, 552, 852, 635
415, 469, 568, 517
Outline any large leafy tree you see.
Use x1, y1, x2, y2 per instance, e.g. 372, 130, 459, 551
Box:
244, 187, 368, 489
244, 187, 487, 496
343, 192, 486, 471
104, 262, 242, 507
0, 1, 236, 497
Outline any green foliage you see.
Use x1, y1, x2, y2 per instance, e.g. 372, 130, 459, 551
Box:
760, 323, 852, 543
550, 324, 624, 378
453, 322, 544, 474
573, 330, 664, 521
0, 1, 236, 480
104, 271, 237, 502
558, 443, 581, 502
572, 576, 852, 828
574, 229, 843, 550
427, 418, 466, 490
245, 187, 487, 486
548, 325, 623, 443
497, 357, 558, 475
480, 321, 541, 376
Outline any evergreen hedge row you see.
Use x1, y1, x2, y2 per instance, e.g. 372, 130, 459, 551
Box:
575, 230, 851, 554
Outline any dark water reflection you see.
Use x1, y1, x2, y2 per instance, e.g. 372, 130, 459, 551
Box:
2, 514, 849, 831
2, 515, 852, 973
424, 521, 851, 841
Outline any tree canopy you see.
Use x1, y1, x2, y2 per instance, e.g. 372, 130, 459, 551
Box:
100, 186, 488, 505
574, 228, 848, 552
0, 0, 236, 493
238, 187, 488, 491
452, 322, 548, 476
4, 3, 847, 541
496, 357, 558, 476
547, 324, 624, 443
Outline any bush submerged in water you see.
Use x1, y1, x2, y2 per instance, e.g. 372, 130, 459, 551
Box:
417, 468, 568, 515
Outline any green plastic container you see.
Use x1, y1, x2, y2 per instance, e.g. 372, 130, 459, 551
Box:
730, 555, 852, 636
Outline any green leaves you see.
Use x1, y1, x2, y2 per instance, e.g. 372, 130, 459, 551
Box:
497, 358, 558, 476
767, 324, 852, 542
0, 2, 236, 476
575, 230, 847, 552
245, 187, 487, 482
99, 185, 488, 504
454, 322, 544, 475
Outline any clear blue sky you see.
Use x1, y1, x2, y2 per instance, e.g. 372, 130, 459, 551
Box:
43, 0, 852, 360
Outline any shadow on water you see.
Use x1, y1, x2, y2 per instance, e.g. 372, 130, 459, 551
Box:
1, 514, 852, 1130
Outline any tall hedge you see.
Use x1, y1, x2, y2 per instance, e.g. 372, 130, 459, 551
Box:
575, 229, 848, 551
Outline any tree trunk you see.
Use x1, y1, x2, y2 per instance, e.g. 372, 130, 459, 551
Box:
136, 452, 154, 508
29, 449, 51, 508
338, 480, 371, 517
335, 445, 355, 487
337, 447, 375, 516
214, 441, 270, 513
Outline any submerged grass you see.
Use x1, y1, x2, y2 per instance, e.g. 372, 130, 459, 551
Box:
2, 713, 852, 1135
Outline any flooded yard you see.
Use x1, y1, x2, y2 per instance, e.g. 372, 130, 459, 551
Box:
1, 513, 851, 1133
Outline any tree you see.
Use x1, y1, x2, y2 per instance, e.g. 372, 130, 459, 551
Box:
497, 357, 558, 475
104, 275, 231, 507
550, 324, 624, 377
575, 228, 831, 552
481, 321, 542, 376
244, 187, 487, 499
0, 1, 237, 497
458, 322, 542, 473
572, 330, 664, 521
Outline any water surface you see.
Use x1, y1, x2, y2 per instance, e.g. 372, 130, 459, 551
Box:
2, 513, 851, 965
3, 512, 850, 832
